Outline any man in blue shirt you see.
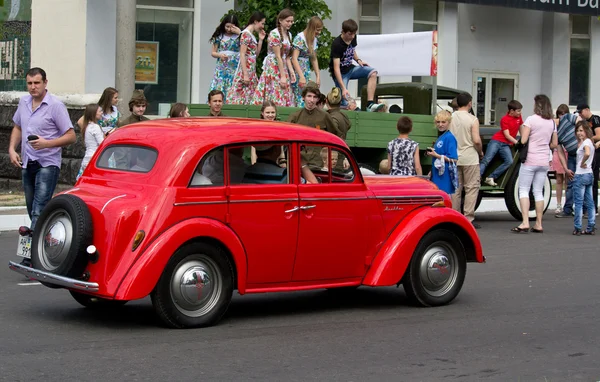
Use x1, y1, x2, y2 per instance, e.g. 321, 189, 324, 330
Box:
555, 112, 581, 218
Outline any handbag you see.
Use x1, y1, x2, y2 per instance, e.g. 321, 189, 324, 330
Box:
518, 140, 529, 163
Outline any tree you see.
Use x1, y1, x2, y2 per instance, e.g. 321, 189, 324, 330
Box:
223, 0, 333, 77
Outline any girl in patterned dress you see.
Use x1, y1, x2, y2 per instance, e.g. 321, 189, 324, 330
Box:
387, 116, 423, 176
252, 9, 296, 106
227, 12, 266, 105
209, 14, 241, 100
291, 16, 323, 107
76, 87, 120, 135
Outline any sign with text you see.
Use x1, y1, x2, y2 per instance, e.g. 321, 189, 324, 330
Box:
443, 0, 600, 16
356, 31, 438, 77
135, 41, 159, 84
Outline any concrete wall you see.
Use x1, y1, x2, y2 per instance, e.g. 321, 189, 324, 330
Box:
438, 1, 459, 88
85, 0, 117, 94
456, 4, 546, 117
31, 0, 88, 94
589, 17, 600, 108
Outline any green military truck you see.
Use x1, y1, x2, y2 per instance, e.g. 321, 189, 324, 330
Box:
189, 82, 552, 221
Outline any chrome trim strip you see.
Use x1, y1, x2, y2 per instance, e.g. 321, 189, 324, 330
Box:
174, 201, 227, 206
229, 198, 298, 204
8, 261, 100, 292
376, 195, 443, 200
300, 197, 369, 201
101, 194, 127, 214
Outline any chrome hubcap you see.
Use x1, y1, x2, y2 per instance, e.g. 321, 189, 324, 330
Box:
419, 243, 458, 297
170, 256, 222, 317
38, 209, 73, 271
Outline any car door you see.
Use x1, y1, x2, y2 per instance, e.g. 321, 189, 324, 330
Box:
292, 145, 376, 281
226, 143, 299, 284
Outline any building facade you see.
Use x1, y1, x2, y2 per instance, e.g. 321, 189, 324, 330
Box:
1, 0, 599, 121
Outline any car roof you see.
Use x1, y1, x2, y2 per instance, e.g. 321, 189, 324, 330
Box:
107, 117, 348, 148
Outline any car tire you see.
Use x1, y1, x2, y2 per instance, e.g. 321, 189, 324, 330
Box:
31, 194, 93, 281
70, 291, 127, 309
151, 242, 234, 329
504, 162, 552, 221
403, 229, 466, 307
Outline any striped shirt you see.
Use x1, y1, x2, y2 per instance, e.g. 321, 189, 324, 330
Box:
557, 113, 578, 155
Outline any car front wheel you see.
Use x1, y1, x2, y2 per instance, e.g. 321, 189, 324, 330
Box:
151, 242, 234, 329
403, 229, 466, 307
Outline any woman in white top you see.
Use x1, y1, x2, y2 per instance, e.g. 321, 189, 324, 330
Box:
512, 94, 558, 234
572, 120, 596, 235
77, 87, 121, 135
76, 104, 104, 180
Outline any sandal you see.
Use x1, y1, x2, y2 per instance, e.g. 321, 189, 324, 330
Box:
530, 228, 544, 233
573, 229, 582, 236
511, 226, 529, 233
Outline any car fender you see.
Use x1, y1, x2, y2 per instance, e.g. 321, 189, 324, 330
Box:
362, 207, 483, 287
114, 218, 248, 300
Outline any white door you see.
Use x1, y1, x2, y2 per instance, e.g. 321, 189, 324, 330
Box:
473, 71, 519, 126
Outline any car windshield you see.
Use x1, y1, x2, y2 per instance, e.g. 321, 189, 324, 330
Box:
96, 145, 158, 173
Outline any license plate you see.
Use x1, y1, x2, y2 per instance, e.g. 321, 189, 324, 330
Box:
16, 235, 32, 259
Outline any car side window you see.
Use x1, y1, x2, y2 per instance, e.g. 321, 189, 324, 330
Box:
300, 145, 354, 184
230, 143, 291, 186
190, 147, 224, 187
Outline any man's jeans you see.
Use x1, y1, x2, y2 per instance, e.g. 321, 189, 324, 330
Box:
563, 155, 578, 214
480, 140, 513, 180
22, 161, 60, 230
573, 172, 596, 231
333, 65, 376, 107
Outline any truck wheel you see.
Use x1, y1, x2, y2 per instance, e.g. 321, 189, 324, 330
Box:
504, 163, 552, 221
151, 242, 234, 329
70, 291, 127, 309
31, 195, 93, 281
403, 229, 466, 307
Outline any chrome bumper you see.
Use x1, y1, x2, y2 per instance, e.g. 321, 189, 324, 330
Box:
8, 261, 99, 292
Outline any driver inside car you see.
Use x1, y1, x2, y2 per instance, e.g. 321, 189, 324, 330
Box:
243, 145, 318, 184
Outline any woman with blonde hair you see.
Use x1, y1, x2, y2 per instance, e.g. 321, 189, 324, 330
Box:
252, 9, 296, 106
426, 110, 458, 195
291, 16, 323, 107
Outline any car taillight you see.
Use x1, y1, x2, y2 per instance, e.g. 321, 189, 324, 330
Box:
132, 230, 145, 251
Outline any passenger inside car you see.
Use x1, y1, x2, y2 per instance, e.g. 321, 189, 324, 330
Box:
130, 149, 154, 172
203, 147, 247, 184
243, 145, 318, 184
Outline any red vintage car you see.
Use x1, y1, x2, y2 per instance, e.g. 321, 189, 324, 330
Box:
9, 118, 484, 328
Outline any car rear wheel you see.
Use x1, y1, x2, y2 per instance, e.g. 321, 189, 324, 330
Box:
31, 195, 93, 283
403, 229, 466, 306
69, 291, 128, 309
151, 242, 234, 329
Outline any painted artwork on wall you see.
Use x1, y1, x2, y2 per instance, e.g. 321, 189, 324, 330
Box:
135, 41, 159, 85
0, 0, 32, 91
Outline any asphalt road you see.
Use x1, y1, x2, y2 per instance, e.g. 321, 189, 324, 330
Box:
1, 212, 599, 381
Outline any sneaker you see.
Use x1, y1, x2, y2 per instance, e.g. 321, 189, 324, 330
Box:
471, 221, 481, 229
367, 103, 385, 112
484, 177, 497, 187
555, 211, 573, 218
583, 228, 596, 235
555, 204, 562, 214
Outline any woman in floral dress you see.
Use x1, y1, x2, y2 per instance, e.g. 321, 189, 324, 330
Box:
209, 14, 241, 100
252, 9, 295, 107
291, 16, 323, 107
227, 12, 266, 105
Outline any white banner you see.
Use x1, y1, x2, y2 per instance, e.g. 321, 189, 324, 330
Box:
356, 31, 438, 77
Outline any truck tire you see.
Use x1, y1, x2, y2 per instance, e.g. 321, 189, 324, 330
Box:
31, 194, 93, 280
504, 162, 552, 221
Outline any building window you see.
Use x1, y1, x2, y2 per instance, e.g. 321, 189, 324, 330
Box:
357, 0, 381, 98
569, 15, 590, 106
136, 1, 194, 115
412, 0, 438, 83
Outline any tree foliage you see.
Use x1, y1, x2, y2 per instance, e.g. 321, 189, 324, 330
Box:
223, 0, 333, 76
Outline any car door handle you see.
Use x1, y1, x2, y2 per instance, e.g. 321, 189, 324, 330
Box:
300, 205, 316, 210
285, 206, 300, 213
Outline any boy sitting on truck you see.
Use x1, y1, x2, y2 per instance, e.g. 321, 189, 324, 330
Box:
479, 100, 523, 186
